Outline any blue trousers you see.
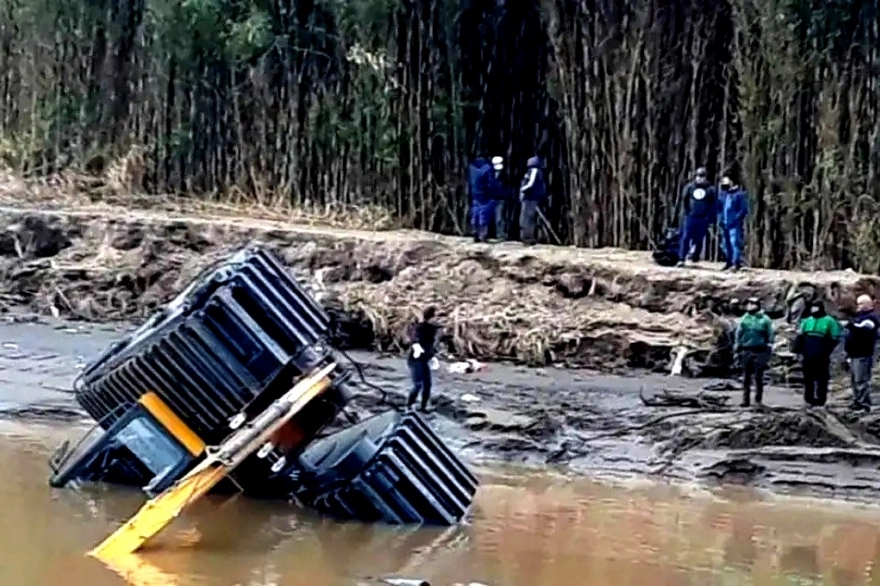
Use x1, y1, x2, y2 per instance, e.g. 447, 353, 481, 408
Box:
722, 225, 744, 267
471, 200, 495, 240
678, 216, 710, 261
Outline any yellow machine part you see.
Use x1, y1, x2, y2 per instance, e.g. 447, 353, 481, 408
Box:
95, 552, 183, 586
138, 392, 206, 457
89, 363, 335, 561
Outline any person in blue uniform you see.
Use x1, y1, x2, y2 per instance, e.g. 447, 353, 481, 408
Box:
718, 174, 749, 271
468, 157, 501, 242
676, 167, 716, 266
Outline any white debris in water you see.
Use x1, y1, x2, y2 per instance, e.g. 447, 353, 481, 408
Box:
2, 342, 17, 350
460, 393, 481, 403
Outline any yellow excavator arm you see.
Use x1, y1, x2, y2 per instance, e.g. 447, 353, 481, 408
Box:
89, 363, 335, 561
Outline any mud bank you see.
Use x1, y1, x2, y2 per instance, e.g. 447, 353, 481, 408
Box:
8, 318, 880, 503
0, 204, 876, 377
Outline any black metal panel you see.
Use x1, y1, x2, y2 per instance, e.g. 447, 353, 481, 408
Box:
73, 247, 335, 443
296, 411, 479, 526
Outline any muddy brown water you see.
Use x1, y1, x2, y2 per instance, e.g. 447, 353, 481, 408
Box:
4, 422, 880, 586
4, 316, 880, 585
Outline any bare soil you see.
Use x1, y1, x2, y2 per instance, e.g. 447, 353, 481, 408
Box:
1, 186, 880, 501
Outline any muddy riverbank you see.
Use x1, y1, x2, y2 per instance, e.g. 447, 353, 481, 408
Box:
7, 316, 880, 503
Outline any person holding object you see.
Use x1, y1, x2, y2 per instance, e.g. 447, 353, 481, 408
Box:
676, 167, 716, 267
407, 306, 439, 412
845, 294, 879, 412
519, 155, 546, 245
734, 297, 775, 407
718, 174, 749, 271
793, 300, 841, 407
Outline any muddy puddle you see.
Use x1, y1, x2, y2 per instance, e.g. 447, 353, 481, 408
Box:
4, 422, 880, 585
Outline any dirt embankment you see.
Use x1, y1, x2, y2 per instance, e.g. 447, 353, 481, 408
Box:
2, 192, 880, 500
0, 203, 875, 377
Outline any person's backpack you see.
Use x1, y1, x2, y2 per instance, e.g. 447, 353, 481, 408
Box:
653, 228, 681, 267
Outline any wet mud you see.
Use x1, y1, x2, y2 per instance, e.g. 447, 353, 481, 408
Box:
6, 317, 880, 504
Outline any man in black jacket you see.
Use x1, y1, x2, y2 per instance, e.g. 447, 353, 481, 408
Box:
845, 294, 880, 412
407, 306, 440, 412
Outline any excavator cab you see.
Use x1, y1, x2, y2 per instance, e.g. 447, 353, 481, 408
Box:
49, 392, 203, 497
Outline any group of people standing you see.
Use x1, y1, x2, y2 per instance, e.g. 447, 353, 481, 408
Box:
734, 295, 879, 411
468, 155, 547, 245
677, 167, 750, 271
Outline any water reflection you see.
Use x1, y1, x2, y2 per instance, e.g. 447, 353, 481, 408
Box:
10, 423, 880, 585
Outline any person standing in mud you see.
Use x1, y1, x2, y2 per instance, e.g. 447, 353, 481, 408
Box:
844, 294, 879, 412
794, 300, 841, 407
407, 306, 440, 412
734, 297, 775, 407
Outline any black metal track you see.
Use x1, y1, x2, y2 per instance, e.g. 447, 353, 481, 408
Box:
73, 247, 345, 444
296, 411, 479, 525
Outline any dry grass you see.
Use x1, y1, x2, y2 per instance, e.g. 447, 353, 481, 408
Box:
0, 151, 401, 232
0, 205, 725, 368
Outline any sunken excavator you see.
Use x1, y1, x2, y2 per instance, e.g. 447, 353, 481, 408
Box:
47, 246, 479, 560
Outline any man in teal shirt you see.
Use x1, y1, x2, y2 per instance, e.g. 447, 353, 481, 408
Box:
734, 297, 775, 406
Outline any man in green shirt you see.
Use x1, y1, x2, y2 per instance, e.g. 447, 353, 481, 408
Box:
734, 297, 775, 407
793, 300, 841, 407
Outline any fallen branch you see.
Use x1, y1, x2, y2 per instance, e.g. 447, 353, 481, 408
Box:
639, 386, 731, 409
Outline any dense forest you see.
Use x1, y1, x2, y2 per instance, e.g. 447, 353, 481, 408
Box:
0, 0, 878, 270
